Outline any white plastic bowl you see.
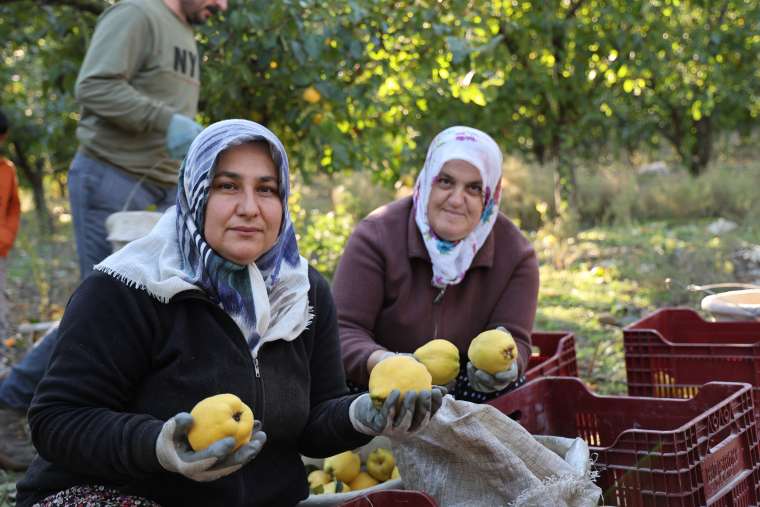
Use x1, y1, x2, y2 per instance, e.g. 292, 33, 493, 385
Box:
299, 436, 402, 506
701, 289, 760, 321
105, 211, 163, 251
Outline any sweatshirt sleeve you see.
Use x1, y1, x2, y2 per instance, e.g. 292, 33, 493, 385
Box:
332, 219, 389, 386
297, 271, 372, 458
75, 3, 175, 134
0, 159, 21, 254
488, 247, 539, 374
28, 274, 165, 480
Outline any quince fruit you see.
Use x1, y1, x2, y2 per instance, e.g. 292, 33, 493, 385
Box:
302, 86, 321, 104
308, 469, 332, 490
318, 480, 351, 494
391, 466, 400, 480
366, 447, 395, 482
323, 450, 361, 483
348, 471, 379, 490
468, 329, 519, 374
369, 355, 432, 408
413, 339, 460, 385
187, 393, 254, 452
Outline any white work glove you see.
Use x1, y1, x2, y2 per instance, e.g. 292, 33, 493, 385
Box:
166, 114, 203, 160
466, 361, 519, 393
349, 387, 445, 439
156, 412, 267, 482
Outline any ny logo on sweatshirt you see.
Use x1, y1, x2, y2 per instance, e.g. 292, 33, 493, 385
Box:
174, 47, 198, 79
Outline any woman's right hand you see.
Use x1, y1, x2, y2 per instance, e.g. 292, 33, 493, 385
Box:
349, 387, 446, 438
155, 413, 267, 482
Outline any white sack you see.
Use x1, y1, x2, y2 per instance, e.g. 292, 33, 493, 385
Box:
391, 396, 601, 507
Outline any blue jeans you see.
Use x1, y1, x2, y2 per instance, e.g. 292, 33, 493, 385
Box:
0, 152, 177, 411
68, 151, 177, 278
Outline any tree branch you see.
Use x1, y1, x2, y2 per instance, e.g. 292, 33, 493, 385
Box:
566, 0, 587, 20
709, 0, 730, 33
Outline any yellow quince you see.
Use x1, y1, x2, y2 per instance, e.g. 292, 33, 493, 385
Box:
187, 393, 254, 452
468, 329, 519, 374
302, 86, 321, 104
366, 447, 395, 482
369, 355, 432, 408
315, 480, 351, 494
307, 469, 332, 490
348, 471, 379, 490
323, 450, 361, 483
413, 339, 460, 385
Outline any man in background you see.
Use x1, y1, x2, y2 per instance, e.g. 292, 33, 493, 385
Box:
0, 0, 228, 471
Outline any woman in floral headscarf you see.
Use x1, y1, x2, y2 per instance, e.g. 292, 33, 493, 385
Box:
17, 120, 443, 507
334, 126, 540, 403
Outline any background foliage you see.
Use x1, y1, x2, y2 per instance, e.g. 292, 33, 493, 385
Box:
1, 0, 759, 227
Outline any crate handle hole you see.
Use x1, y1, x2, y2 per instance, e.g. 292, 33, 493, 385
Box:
507, 410, 522, 421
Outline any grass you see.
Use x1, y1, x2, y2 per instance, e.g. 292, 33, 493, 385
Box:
533, 219, 760, 394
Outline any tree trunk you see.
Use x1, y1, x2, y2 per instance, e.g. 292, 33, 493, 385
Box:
11, 140, 54, 234
553, 151, 577, 215
688, 116, 712, 176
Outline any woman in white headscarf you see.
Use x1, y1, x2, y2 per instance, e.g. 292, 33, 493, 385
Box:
17, 120, 444, 507
334, 126, 540, 403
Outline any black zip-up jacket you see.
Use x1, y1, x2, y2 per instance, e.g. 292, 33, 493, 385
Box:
17, 268, 371, 507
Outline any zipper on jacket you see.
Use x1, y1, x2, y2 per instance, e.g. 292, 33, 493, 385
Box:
174, 290, 266, 425
174, 290, 263, 413
253, 349, 265, 424
432, 287, 446, 338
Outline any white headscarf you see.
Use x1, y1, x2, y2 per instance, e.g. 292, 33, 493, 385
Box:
413, 126, 504, 288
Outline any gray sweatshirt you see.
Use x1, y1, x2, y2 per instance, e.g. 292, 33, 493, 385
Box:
75, 0, 200, 185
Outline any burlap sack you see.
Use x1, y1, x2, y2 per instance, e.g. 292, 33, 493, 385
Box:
391, 396, 601, 507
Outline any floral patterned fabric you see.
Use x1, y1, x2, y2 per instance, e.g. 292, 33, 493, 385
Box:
34, 485, 162, 507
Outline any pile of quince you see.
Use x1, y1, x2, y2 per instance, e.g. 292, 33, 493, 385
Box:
306, 447, 400, 495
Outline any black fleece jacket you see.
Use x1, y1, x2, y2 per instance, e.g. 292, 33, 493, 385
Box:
17, 268, 371, 507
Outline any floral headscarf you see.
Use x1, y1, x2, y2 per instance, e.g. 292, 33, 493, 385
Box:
413, 126, 504, 288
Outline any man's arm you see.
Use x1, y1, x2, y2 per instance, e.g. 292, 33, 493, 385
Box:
75, 3, 175, 134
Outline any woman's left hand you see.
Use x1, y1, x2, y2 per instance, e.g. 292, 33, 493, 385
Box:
348, 387, 446, 438
466, 361, 518, 393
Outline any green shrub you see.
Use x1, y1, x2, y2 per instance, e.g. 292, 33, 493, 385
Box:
501, 157, 760, 229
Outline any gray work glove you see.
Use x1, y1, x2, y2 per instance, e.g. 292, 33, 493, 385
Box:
349, 387, 445, 439
166, 114, 203, 160
155, 412, 267, 482
375, 350, 416, 362
466, 360, 518, 393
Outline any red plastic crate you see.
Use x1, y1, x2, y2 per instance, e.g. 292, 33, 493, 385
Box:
624, 308, 760, 419
337, 490, 438, 507
525, 331, 578, 381
488, 377, 760, 506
